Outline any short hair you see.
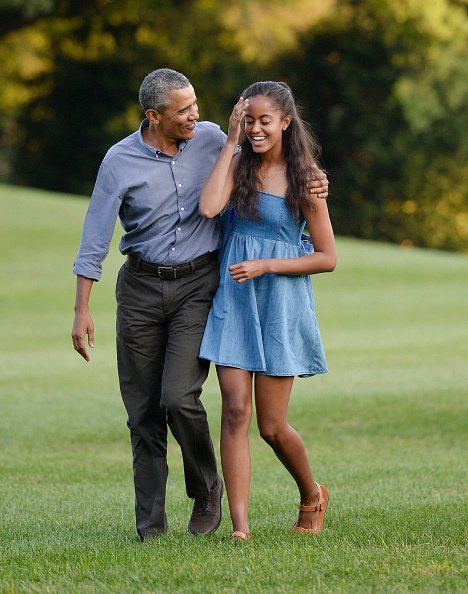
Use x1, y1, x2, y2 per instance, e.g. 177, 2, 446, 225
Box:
139, 68, 191, 113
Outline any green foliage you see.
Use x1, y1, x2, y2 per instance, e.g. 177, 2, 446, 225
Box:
0, 0, 55, 35
1, 0, 253, 192
0, 0, 466, 250
12, 55, 137, 193
1, 185, 467, 592
276, 0, 468, 252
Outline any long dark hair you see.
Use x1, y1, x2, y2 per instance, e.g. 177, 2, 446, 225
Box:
231, 81, 321, 222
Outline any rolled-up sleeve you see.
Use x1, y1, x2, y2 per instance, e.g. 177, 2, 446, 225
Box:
73, 160, 122, 281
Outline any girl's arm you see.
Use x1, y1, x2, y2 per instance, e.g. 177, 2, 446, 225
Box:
199, 97, 248, 219
228, 196, 336, 283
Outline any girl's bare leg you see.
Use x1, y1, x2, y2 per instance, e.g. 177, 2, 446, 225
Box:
254, 374, 321, 530
217, 366, 253, 534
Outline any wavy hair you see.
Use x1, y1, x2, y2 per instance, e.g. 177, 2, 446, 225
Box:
231, 81, 321, 221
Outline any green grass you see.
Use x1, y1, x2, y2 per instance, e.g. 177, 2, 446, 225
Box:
0, 183, 467, 593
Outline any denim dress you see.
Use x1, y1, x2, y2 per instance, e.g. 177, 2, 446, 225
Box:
199, 191, 328, 377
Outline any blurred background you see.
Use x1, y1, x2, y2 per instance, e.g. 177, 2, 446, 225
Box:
0, 0, 466, 252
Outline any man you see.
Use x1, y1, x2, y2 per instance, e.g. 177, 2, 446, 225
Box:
71, 68, 329, 540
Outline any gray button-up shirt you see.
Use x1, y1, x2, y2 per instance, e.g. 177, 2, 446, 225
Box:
73, 119, 227, 281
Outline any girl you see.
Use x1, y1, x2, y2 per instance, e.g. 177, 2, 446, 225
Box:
199, 81, 336, 539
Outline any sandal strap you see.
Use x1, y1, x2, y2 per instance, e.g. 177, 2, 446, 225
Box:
299, 502, 323, 512
299, 482, 324, 512
231, 530, 250, 540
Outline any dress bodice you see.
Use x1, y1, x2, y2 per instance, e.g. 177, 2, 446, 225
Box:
222, 191, 306, 246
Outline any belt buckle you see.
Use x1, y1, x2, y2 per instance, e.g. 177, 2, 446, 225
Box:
157, 265, 177, 279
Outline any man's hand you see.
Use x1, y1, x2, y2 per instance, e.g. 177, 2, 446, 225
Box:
307, 164, 329, 199
71, 310, 94, 362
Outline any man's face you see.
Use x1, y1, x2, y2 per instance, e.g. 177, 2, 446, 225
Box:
154, 85, 199, 142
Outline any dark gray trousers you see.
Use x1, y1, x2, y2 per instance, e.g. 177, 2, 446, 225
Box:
115, 257, 219, 539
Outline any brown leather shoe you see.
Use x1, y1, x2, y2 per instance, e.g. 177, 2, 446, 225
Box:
188, 475, 223, 535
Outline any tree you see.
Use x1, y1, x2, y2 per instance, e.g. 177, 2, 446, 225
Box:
0, 0, 466, 250
3, 0, 253, 193
275, 0, 468, 250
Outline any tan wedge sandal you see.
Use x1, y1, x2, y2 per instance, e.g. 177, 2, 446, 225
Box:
231, 530, 251, 540
292, 482, 329, 535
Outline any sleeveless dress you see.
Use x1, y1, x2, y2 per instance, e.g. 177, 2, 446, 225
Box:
199, 191, 328, 377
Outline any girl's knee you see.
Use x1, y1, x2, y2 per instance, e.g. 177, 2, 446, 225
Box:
258, 422, 286, 446
222, 402, 251, 432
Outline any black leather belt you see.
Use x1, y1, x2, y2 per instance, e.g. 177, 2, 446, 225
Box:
127, 251, 218, 280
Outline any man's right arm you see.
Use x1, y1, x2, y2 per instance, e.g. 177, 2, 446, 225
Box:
72, 156, 122, 361
71, 275, 95, 362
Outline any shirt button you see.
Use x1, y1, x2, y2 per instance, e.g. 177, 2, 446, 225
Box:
177, 227, 181, 231
172, 161, 176, 165
171, 247, 176, 251
178, 183, 182, 188
180, 207, 185, 211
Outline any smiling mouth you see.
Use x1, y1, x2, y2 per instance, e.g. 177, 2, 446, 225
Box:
186, 123, 196, 130
251, 136, 266, 142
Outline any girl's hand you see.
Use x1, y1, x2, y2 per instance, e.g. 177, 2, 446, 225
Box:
227, 96, 249, 145
229, 259, 269, 283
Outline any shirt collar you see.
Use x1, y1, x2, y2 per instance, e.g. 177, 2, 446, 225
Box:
137, 119, 189, 157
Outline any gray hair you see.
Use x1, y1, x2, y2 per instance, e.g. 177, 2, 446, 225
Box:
139, 68, 191, 114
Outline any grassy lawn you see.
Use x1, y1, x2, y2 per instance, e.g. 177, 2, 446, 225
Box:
0, 184, 467, 593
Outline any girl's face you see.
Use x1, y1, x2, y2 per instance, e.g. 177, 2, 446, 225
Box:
244, 95, 291, 155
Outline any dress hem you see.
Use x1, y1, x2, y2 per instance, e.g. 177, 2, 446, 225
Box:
199, 356, 328, 378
